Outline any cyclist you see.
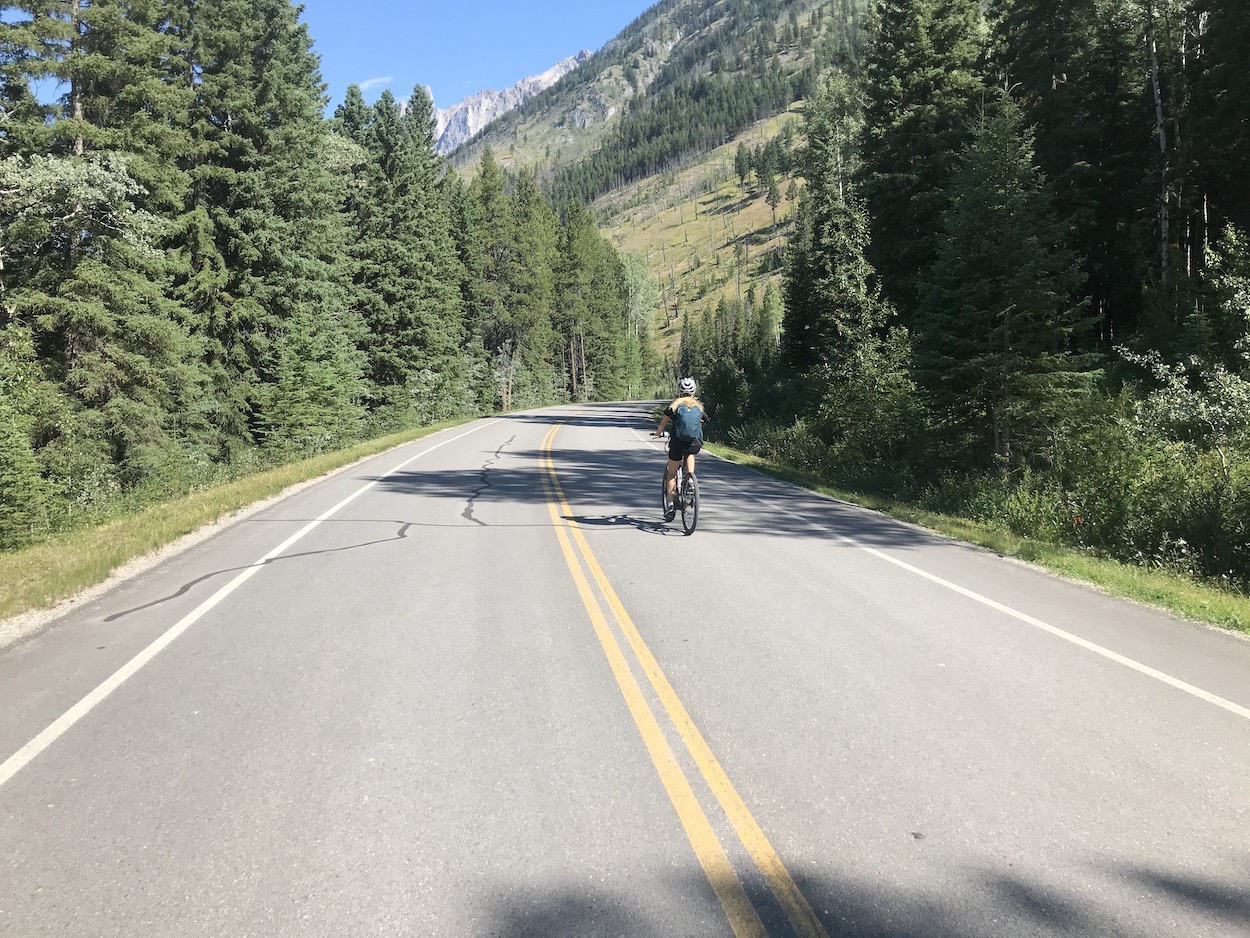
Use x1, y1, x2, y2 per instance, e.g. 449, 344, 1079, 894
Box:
652, 377, 706, 522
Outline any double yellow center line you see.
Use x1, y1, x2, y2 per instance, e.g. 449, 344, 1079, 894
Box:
540, 422, 828, 938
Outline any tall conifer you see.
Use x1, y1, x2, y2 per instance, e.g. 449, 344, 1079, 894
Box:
990, 0, 1151, 345
917, 93, 1095, 470
0, 1, 204, 487
860, 0, 987, 320
171, 0, 363, 451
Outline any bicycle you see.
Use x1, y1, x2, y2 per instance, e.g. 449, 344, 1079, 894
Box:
660, 458, 700, 535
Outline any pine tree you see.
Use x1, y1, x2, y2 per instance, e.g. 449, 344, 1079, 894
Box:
783, 73, 891, 375
584, 234, 634, 401
678, 310, 697, 379
0, 1, 206, 488
1192, 0, 1250, 233
161, 0, 367, 452
917, 92, 1095, 471
990, 0, 1153, 347
0, 324, 44, 548
622, 252, 660, 395
403, 85, 473, 419
333, 86, 464, 425
556, 200, 601, 400
505, 166, 562, 408
766, 174, 782, 230
860, 0, 987, 320
469, 147, 521, 356
441, 169, 496, 412
735, 141, 751, 189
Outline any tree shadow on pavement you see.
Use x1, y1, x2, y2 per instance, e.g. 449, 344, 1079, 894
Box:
480, 860, 1250, 938
369, 448, 951, 551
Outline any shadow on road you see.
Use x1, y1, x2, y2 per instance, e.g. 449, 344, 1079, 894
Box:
481, 860, 1250, 937
103, 403, 975, 625
368, 445, 949, 552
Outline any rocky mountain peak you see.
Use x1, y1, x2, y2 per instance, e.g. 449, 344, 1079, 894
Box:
434, 50, 592, 155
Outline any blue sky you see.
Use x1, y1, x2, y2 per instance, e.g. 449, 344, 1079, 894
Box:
299, 1, 654, 112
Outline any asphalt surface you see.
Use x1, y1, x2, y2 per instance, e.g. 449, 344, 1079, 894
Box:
1, 401, 1248, 937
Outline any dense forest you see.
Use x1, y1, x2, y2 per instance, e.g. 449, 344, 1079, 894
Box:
687, 0, 1250, 589
0, 0, 650, 550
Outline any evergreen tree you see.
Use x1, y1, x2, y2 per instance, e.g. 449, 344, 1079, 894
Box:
1192, 0, 1250, 233
622, 252, 660, 394
222, 0, 364, 449
584, 236, 634, 400
0, 2, 206, 490
503, 166, 562, 408
333, 85, 463, 425
402, 83, 468, 403
0, 323, 44, 548
556, 200, 603, 400
678, 310, 697, 379
755, 285, 783, 368
441, 169, 495, 406
735, 141, 751, 188
469, 147, 521, 356
860, 0, 987, 320
783, 74, 890, 376
917, 93, 1095, 470
990, 0, 1152, 347
766, 173, 782, 229
0, 152, 201, 490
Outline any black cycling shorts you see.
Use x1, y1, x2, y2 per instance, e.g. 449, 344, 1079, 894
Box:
667, 436, 703, 461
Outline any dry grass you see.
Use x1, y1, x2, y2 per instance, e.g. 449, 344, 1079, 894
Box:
599, 107, 804, 358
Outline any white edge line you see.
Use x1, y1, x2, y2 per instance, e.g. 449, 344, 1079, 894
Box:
0, 420, 500, 789
710, 463, 1250, 723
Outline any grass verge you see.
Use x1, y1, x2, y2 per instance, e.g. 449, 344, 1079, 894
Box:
0, 419, 468, 622
706, 443, 1250, 636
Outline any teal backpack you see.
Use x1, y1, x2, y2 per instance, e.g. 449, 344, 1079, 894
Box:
672, 402, 704, 442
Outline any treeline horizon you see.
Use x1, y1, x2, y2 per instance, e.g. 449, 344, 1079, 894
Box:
0, 0, 652, 551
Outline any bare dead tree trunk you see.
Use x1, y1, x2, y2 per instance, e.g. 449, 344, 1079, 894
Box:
578, 333, 588, 398
71, 0, 85, 157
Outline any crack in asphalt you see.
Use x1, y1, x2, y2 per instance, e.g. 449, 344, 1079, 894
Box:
103, 523, 415, 622
462, 436, 515, 527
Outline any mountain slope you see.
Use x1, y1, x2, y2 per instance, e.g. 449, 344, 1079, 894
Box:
434, 51, 592, 154
599, 107, 803, 362
449, 0, 868, 184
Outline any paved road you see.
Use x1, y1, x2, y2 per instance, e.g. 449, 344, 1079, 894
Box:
2, 402, 1248, 937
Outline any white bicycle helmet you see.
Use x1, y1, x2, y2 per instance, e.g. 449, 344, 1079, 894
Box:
678, 377, 696, 395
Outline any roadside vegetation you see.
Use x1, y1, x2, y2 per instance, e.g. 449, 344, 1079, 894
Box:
679, 0, 1250, 627
707, 443, 1250, 635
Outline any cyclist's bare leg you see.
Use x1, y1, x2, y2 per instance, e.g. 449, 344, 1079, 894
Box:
665, 458, 680, 501
684, 453, 696, 477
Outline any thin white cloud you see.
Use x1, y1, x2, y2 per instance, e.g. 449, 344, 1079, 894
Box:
358, 76, 394, 92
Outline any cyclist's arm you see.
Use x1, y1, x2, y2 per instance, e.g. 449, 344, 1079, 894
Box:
654, 404, 676, 436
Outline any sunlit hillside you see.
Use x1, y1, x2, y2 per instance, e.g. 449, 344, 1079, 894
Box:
597, 107, 804, 362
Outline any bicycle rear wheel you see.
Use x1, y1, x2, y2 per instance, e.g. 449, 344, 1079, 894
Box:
679, 473, 699, 534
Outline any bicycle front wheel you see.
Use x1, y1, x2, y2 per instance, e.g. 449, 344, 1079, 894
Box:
679, 473, 699, 535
